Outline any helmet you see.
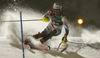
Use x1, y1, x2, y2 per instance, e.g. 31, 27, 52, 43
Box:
53, 3, 62, 9
53, 3, 62, 13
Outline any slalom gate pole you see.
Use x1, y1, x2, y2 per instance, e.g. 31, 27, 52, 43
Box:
20, 12, 25, 58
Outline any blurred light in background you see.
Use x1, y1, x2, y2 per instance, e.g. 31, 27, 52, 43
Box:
77, 19, 83, 25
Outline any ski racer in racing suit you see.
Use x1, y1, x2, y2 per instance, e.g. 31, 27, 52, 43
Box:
33, 3, 69, 45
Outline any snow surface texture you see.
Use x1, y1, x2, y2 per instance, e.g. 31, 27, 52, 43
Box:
0, 7, 100, 58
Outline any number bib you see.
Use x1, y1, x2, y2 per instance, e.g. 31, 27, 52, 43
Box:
50, 13, 63, 26
52, 20, 63, 26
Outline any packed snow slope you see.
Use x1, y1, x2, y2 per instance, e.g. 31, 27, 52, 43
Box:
0, 7, 100, 58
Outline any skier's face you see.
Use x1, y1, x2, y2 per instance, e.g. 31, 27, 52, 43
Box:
53, 9, 61, 16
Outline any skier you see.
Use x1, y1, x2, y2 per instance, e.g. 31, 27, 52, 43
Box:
24, 3, 69, 50
33, 3, 69, 44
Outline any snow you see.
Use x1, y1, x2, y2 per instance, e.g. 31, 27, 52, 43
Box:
0, 36, 63, 58
81, 29, 100, 44
0, 7, 100, 58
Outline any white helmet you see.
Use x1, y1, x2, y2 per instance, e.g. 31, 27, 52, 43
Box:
53, 3, 62, 10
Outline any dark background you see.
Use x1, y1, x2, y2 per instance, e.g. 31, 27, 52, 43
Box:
0, 0, 100, 29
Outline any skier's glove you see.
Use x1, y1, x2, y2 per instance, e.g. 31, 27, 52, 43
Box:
62, 37, 67, 44
42, 17, 50, 22
62, 35, 68, 44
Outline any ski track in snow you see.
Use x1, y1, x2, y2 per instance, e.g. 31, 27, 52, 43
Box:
0, 7, 100, 58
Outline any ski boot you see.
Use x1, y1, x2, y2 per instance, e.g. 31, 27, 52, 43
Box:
44, 46, 51, 50
24, 39, 31, 49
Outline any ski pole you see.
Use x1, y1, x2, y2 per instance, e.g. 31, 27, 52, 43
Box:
20, 12, 25, 58
0, 19, 42, 22
61, 46, 67, 52
57, 42, 62, 51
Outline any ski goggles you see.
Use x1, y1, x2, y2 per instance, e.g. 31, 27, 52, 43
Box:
53, 9, 60, 13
